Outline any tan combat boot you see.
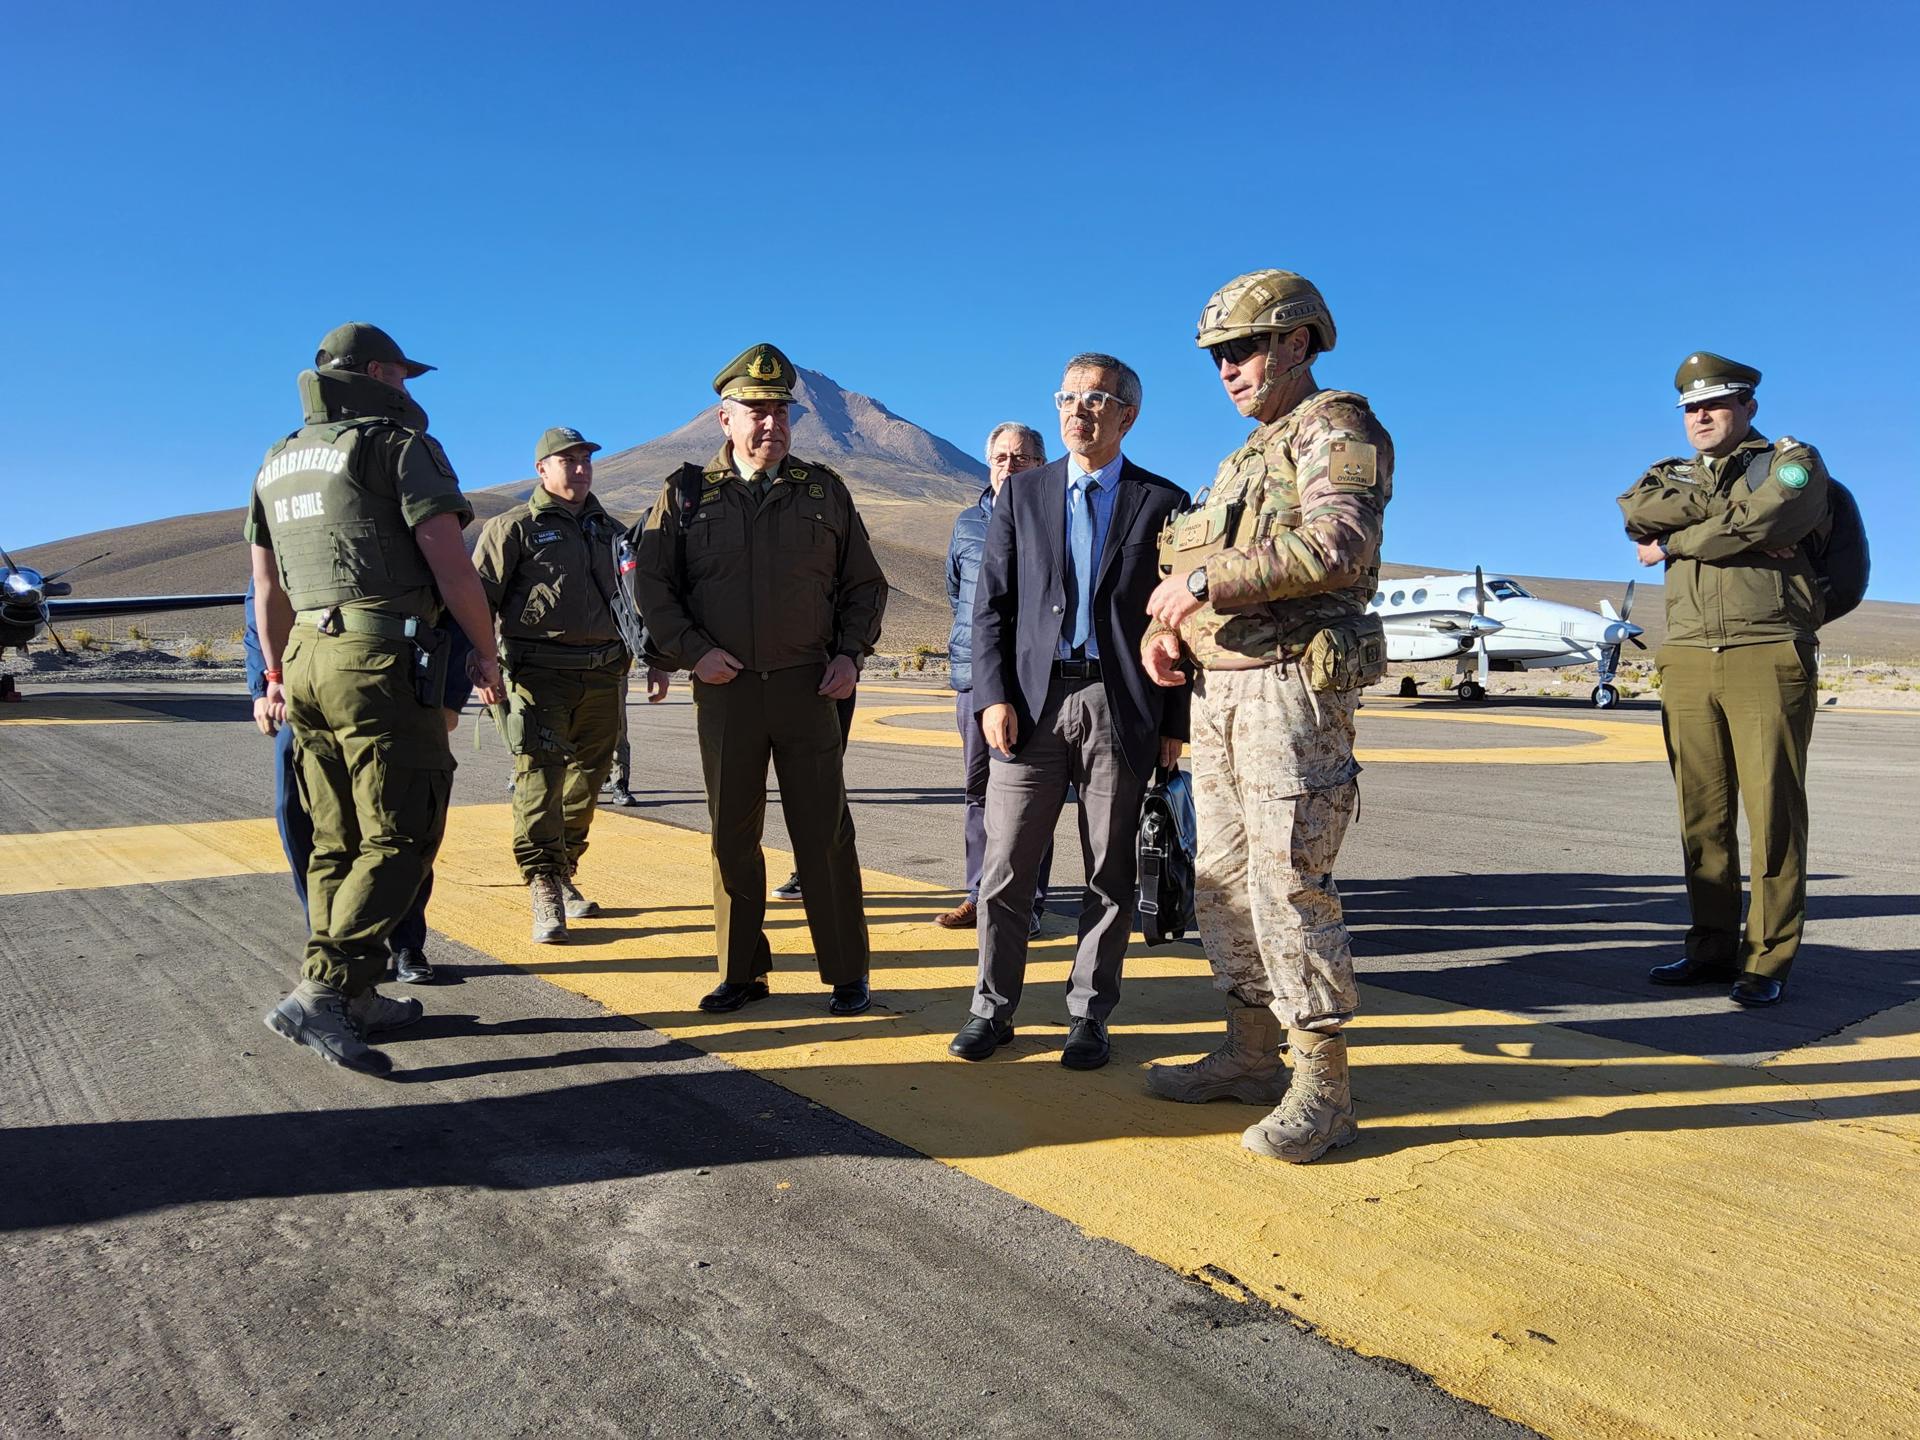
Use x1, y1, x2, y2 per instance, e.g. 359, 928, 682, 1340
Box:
264, 980, 392, 1076
1242, 1029, 1358, 1163
347, 986, 424, 1036
530, 873, 568, 944
559, 876, 599, 919
1145, 1001, 1290, 1104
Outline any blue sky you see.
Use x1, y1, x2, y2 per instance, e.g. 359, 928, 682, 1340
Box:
5, 3, 1916, 599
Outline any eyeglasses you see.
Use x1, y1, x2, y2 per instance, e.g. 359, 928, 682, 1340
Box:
989, 452, 1043, 468
1054, 390, 1130, 414
1207, 336, 1267, 368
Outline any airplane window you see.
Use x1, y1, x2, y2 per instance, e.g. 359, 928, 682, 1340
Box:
1373, 591, 1386, 606
1487, 580, 1527, 599
1389, 590, 1405, 605
1412, 588, 1428, 604
1456, 586, 1476, 605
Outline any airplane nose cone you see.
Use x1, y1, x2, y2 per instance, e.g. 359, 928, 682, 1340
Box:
1468, 615, 1504, 634
1602, 622, 1643, 645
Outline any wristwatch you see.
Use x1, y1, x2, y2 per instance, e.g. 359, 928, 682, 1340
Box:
1187, 567, 1209, 601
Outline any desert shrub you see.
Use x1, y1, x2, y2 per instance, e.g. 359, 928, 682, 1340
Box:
185, 640, 214, 662
69, 627, 101, 651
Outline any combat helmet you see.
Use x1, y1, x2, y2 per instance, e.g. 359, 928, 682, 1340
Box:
1196, 270, 1336, 355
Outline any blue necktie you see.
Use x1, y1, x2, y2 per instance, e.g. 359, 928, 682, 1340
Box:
1068, 473, 1094, 653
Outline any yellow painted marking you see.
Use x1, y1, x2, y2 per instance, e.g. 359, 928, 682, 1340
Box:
849, 695, 1668, 765
0, 697, 160, 726
0, 817, 284, 894
10, 806, 1917, 1437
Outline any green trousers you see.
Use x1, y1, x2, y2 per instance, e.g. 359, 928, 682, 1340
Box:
507, 658, 626, 879
1655, 640, 1816, 980
283, 627, 453, 996
692, 664, 868, 985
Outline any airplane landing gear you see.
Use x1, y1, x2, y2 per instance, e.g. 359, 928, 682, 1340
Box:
1455, 680, 1485, 702
1591, 683, 1620, 709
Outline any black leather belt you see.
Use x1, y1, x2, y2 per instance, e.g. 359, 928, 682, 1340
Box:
1053, 656, 1102, 681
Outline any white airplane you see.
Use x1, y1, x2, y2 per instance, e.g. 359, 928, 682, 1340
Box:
1370, 568, 1645, 708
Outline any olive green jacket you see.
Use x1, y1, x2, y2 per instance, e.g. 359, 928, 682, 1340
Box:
633, 446, 888, 673
1617, 431, 1832, 647
473, 487, 628, 649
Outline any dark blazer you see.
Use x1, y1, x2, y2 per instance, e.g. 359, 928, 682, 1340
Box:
970, 456, 1190, 777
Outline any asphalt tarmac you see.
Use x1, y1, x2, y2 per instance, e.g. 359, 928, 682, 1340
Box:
3, 679, 1915, 1439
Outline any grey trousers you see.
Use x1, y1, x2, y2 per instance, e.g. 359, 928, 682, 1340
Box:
957, 686, 1053, 915
973, 675, 1146, 1022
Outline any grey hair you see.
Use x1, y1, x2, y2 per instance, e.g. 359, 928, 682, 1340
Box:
984, 422, 1047, 464
1062, 352, 1141, 408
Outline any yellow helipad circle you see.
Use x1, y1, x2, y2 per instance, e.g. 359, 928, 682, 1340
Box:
848, 694, 1666, 764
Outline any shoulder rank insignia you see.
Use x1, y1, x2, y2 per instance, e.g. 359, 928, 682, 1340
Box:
788, 465, 810, 481
1328, 439, 1377, 493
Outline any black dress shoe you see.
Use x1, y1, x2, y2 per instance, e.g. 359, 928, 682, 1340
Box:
392, 948, 435, 985
948, 1014, 1014, 1060
828, 980, 871, 1016
1648, 956, 1740, 986
1731, 974, 1784, 1007
699, 979, 770, 1013
1060, 1016, 1110, 1070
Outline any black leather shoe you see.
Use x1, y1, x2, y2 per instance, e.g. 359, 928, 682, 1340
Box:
1060, 1016, 1110, 1070
1731, 974, 1784, 1007
1648, 956, 1739, 986
392, 948, 435, 985
829, 980, 871, 1016
699, 980, 770, 1013
948, 1014, 1014, 1060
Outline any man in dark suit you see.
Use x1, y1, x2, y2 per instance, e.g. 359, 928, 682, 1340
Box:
950, 353, 1189, 1069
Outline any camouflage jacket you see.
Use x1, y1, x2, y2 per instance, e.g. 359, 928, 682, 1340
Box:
1617, 430, 1831, 647
1148, 389, 1393, 671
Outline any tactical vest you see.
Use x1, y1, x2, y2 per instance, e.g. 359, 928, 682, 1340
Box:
256, 412, 437, 612
1162, 391, 1382, 663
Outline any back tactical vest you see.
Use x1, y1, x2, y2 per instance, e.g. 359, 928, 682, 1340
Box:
256, 416, 437, 612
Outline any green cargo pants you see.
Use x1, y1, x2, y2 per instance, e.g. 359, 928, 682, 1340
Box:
692, 664, 868, 986
507, 657, 627, 879
1655, 639, 1816, 980
283, 627, 453, 996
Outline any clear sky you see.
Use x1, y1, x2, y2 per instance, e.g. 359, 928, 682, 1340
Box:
4, 2, 1916, 599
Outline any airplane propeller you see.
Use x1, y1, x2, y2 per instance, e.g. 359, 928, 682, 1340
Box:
1591, 579, 1645, 707
1469, 565, 1492, 697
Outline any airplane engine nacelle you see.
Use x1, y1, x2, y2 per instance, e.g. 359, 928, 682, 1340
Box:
1388, 635, 1474, 662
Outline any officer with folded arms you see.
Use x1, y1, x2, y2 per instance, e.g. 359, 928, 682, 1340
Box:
475, 427, 652, 943
249, 322, 503, 1077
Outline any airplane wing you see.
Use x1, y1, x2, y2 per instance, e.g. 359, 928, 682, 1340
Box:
49, 594, 245, 618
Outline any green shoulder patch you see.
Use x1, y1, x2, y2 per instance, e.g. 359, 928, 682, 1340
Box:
1327, 438, 1377, 493
808, 483, 825, 498
788, 465, 810, 481
420, 434, 457, 479
1777, 462, 1810, 490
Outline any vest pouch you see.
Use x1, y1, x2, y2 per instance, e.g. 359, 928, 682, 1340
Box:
1302, 613, 1388, 692
1157, 502, 1238, 576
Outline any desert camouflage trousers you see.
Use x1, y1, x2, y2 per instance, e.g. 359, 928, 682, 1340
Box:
1189, 664, 1361, 1031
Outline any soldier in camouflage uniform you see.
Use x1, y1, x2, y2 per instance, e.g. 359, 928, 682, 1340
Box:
1141, 271, 1392, 1163
249, 323, 505, 1076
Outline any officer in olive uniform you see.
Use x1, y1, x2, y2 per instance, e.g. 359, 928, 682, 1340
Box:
249, 322, 504, 1076
634, 343, 888, 1016
473, 427, 634, 943
1141, 270, 1393, 1164
1618, 354, 1831, 1007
